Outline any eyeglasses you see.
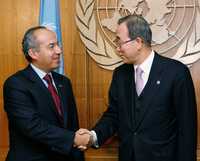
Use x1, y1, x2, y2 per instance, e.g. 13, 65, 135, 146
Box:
114, 38, 135, 48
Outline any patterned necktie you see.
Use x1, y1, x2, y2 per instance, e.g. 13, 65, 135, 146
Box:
135, 67, 144, 96
43, 74, 63, 117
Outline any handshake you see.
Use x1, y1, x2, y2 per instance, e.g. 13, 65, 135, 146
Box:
74, 128, 95, 151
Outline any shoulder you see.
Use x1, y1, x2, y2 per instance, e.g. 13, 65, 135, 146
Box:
114, 63, 133, 74
155, 53, 189, 74
4, 68, 28, 87
109, 64, 134, 83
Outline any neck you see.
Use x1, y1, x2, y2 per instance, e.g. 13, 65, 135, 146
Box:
134, 47, 152, 65
31, 62, 51, 73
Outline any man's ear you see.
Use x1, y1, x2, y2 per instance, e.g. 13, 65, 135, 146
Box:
28, 48, 38, 60
135, 37, 143, 44
135, 37, 143, 49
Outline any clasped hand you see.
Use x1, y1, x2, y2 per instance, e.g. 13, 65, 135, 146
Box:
74, 128, 93, 151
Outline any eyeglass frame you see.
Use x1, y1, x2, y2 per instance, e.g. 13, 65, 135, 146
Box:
114, 37, 136, 48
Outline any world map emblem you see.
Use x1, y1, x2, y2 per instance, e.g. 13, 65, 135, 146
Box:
75, 0, 200, 70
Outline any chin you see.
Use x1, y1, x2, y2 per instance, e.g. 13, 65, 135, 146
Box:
51, 65, 60, 70
122, 59, 130, 64
54, 62, 60, 67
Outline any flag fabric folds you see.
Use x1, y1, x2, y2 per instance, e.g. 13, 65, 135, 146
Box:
39, 0, 64, 74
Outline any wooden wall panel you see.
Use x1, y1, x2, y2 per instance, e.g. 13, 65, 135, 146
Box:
191, 62, 200, 149
0, 1, 199, 161
0, 0, 39, 160
60, 0, 89, 128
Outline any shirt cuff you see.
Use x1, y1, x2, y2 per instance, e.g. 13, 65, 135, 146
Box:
90, 130, 99, 148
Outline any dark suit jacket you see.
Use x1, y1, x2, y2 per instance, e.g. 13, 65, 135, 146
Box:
93, 53, 197, 161
3, 65, 84, 161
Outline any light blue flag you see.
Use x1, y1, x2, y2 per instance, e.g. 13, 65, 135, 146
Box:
39, 0, 64, 74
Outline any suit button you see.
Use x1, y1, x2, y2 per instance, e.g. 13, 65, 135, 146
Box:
134, 132, 137, 135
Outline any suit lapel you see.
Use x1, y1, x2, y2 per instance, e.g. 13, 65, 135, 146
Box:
123, 65, 136, 128
134, 53, 164, 130
24, 66, 64, 124
24, 65, 50, 96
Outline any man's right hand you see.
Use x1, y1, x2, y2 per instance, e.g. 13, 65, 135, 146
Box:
74, 128, 93, 150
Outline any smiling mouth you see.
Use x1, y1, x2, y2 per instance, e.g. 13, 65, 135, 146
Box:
52, 58, 60, 64
53, 56, 60, 60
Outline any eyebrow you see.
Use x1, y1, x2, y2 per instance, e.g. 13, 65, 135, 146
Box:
48, 41, 59, 46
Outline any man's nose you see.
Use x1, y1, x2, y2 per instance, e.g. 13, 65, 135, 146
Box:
55, 45, 62, 54
116, 46, 121, 52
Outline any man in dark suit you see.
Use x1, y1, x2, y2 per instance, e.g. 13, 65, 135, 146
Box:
3, 26, 89, 161
77, 15, 197, 161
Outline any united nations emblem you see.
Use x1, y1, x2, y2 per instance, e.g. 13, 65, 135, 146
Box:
75, 0, 200, 70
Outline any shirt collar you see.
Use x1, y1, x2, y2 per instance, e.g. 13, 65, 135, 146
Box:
134, 50, 155, 73
30, 64, 52, 79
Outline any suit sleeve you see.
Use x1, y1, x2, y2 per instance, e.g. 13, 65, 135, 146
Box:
92, 70, 119, 146
3, 76, 75, 155
65, 79, 85, 161
173, 66, 197, 161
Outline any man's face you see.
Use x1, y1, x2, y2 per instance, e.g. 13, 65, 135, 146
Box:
30, 29, 62, 72
115, 23, 142, 64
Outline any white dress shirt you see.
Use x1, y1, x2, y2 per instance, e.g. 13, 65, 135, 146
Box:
30, 64, 57, 89
134, 50, 155, 89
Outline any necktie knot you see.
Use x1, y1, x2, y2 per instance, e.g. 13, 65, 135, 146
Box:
43, 74, 52, 85
136, 66, 143, 77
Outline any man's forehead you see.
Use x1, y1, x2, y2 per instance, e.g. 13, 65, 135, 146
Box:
34, 28, 55, 36
116, 23, 129, 39
34, 29, 57, 43
117, 23, 128, 32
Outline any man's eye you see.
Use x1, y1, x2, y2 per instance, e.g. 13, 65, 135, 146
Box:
49, 44, 54, 49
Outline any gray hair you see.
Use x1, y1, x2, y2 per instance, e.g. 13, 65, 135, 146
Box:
118, 14, 152, 47
22, 26, 47, 62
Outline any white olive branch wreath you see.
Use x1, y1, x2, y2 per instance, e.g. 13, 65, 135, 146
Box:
75, 0, 122, 70
76, 0, 200, 70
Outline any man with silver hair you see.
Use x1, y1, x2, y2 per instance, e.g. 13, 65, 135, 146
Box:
77, 14, 197, 161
